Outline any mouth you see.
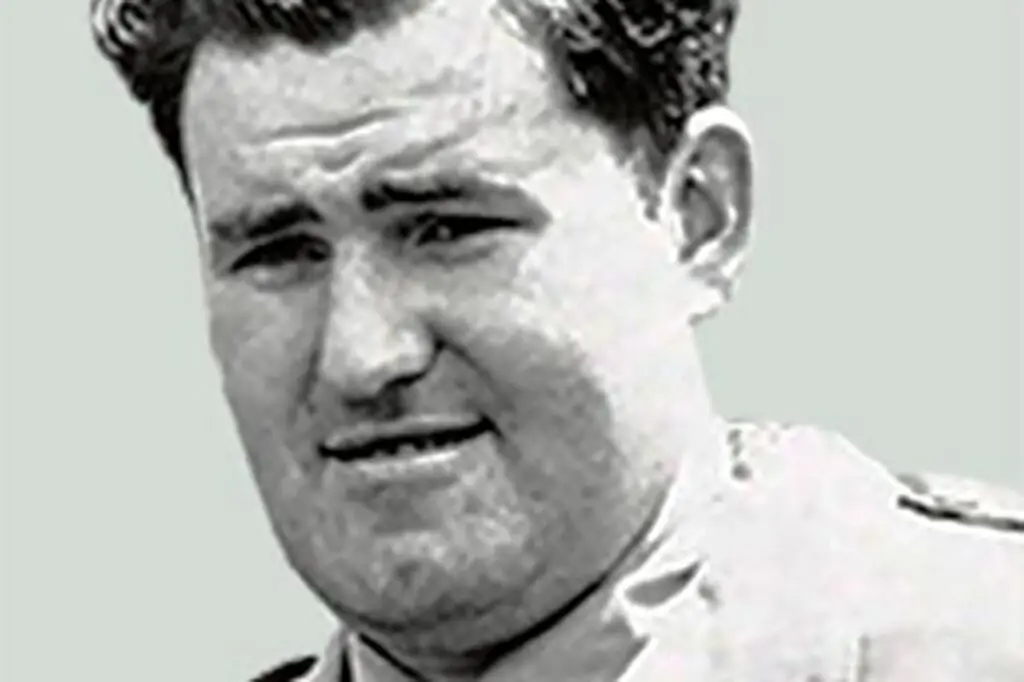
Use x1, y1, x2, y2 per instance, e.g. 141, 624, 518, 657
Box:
318, 416, 492, 464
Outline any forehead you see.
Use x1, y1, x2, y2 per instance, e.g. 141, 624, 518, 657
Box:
181, 0, 605, 209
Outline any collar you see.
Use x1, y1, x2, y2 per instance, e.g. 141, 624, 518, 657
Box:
302, 422, 734, 682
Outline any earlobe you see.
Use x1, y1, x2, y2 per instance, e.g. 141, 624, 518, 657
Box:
658, 106, 754, 319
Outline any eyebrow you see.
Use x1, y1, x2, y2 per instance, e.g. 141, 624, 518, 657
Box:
207, 170, 544, 245
208, 202, 322, 244
359, 171, 526, 212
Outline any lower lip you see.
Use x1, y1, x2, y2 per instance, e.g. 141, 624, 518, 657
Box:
327, 426, 493, 484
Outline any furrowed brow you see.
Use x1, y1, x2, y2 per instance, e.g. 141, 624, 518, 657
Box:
208, 201, 322, 243
359, 170, 524, 212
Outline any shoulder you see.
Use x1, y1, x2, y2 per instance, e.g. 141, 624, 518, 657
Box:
250, 655, 319, 682
859, 628, 1024, 681
875, 467, 1024, 645
249, 626, 350, 682
892, 470, 1024, 534
724, 420, 1024, 543
250, 622, 352, 675
720, 422, 1024, 645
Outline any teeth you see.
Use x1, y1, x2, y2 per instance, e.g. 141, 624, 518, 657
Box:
323, 423, 484, 462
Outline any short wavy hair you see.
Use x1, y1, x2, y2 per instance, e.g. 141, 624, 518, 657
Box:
91, 0, 739, 193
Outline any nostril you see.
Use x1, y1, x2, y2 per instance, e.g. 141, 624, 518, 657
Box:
317, 304, 437, 404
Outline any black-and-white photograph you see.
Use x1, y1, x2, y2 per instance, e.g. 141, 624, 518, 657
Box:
3, 1, 1022, 680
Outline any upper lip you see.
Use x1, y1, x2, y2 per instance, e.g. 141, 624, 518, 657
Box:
318, 414, 489, 461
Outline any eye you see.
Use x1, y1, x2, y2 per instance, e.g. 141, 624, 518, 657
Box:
231, 234, 332, 288
399, 212, 514, 249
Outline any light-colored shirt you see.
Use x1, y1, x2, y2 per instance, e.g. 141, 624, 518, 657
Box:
269, 422, 1024, 682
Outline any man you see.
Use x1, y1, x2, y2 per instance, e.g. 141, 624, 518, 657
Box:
89, 0, 1024, 679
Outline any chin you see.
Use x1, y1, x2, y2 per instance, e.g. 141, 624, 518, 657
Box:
295, 523, 547, 636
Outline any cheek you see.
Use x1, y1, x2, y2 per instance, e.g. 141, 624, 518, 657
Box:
206, 286, 330, 520
424, 198, 690, 506
429, 262, 633, 501
207, 285, 325, 418
511, 224, 685, 397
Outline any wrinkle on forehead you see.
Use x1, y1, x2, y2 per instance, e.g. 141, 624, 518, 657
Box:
237, 110, 583, 215
183, 0, 612, 212
251, 51, 478, 150
237, 88, 557, 170
253, 106, 402, 146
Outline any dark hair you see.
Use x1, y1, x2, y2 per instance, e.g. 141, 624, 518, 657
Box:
91, 0, 738, 193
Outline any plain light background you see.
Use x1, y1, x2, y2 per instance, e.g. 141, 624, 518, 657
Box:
2, 1, 1021, 680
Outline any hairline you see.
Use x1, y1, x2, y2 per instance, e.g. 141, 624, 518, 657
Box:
174, 9, 668, 210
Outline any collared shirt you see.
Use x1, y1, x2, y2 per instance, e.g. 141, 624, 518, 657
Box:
258, 422, 1024, 682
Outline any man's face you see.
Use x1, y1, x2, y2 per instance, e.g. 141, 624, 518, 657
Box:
183, 0, 716, 644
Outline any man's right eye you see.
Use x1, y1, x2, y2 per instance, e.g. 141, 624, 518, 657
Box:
231, 235, 333, 289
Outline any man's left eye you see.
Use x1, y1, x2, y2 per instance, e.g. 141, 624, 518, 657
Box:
400, 213, 512, 248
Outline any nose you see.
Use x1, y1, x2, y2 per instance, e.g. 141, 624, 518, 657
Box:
317, 252, 434, 405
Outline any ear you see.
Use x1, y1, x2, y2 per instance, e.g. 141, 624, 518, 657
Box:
657, 106, 754, 321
